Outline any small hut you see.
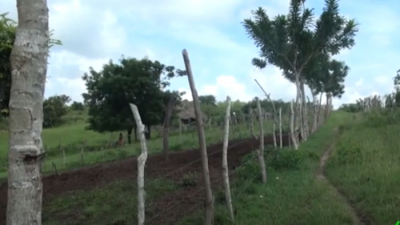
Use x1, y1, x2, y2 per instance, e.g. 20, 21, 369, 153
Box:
177, 100, 208, 125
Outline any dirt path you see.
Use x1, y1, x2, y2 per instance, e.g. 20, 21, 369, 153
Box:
317, 141, 367, 225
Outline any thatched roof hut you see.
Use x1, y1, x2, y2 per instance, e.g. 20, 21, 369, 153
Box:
177, 100, 207, 123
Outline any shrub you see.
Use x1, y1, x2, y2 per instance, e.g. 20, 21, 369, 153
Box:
269, 149, 303, 170
180, 171, 198, 187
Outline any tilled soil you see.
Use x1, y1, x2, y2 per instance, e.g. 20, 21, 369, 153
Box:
0, 134, 289, 225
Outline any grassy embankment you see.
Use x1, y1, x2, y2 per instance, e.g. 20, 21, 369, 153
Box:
179, 111, 357, 225
325, 111, 400, 225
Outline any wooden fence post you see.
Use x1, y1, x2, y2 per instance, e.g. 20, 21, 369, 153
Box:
182, 49, 214, 225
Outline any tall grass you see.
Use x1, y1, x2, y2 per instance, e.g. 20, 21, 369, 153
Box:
179, 111, 357, 225
326, 111, 400, 224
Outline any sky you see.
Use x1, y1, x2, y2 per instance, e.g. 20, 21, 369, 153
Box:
1, 0, 399, 109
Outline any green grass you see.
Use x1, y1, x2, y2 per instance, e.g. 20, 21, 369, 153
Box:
325, 111, 400, 225
179, 111, 357, 225
42, 178, 177, 225
0, 109, 282, 179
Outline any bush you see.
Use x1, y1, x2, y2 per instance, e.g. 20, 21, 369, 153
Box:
269, 149, 303, 170
180, 171, 198, 187
329, 141, 362, 165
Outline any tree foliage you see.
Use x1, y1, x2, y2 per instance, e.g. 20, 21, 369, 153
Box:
242, 0, 358, 93
82, 56, 186, 142
70, 101, 85, 111
43, 95, 70, 128
0, 12, 62, 116
0, 13, 15, 114
199, 95, 216, 105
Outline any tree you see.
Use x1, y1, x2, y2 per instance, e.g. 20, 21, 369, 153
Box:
302, 54, 348, 131
0, 13, 15, 116
391, 69, 400, 107
70, 101, 85, 111
7, 0, 49, 224
199, 95, 216, 105
243, 0, 358, 141
43, 95, 70, 128
162, 90, 184, 160
82, 56, 185, 143
0, 12, 61, 117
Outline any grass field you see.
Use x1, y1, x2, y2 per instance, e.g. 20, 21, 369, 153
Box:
325, 111, 400, 225
5, 108, 398, 225
0, 109, 282, 179
179, 111, 357, 225
39, 111, 361, 225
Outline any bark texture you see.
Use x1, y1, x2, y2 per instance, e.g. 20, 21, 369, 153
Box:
182, 49, 214, 225
290, 100, 298, 150
256, 98, 267, 183
162, 96, 176, 160
222, 96, 234, 221
7, 1, 49, 224
129, 104, 148, 225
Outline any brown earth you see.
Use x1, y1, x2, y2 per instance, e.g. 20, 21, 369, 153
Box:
0, 134, 290, 225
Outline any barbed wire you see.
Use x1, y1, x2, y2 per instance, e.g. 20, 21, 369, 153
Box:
61, 148, 262, 225
144, 138, 252, 189
58, 134, 282, 225
146, 153, 260, 224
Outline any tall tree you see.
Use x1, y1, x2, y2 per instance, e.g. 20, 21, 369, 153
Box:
43, 95, 71, 128
7, 0, 49, 224
199, 95, 216, 105
162, 90, 183, 160
82, 57, 185, 143
243, 0, 358, 141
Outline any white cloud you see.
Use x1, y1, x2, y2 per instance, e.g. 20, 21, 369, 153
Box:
179, 75, 253, 102
0, 0, 398, 110
355, 78, 363, 87
249, 67, 297, 101
50, 77, 86, 102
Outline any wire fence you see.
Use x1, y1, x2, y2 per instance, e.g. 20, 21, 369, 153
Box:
37, 109, 300, 225
38, 113, 292, 178
61, 146, 265, 225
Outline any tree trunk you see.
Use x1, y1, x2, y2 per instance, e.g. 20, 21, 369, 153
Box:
182, 49, 214, 225
279, 107, 282, 149
144, 125, 151, 140
256, 98, 267, 183
222, 97, 234, 221
325, 93, 331, 121
128, 129, 132, 144
300, 80, 308, 141
311, 93, 318, 133
317, 92, 323, 127
163, 96, 176, 160
249, 108, 257, 139
290, 100, 298, 150
294, 73, 302, 143
7, 0, 49, 224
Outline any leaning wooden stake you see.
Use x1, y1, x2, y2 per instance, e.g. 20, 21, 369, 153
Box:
290, 100, 298, 150
254, 79, 278, 150
279, 107, 282, 149
182, 49, 214, 225
256, 97, 267, 183
222, 96, 234, 221
129, 103, 148, 225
